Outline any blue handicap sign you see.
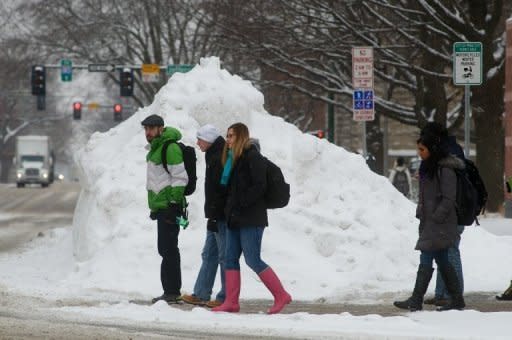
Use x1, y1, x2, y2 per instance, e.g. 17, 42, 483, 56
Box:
353, 90, 363, 100
354, 100, 364, 109
364, 100, 374, 109
364, 90, 373, 100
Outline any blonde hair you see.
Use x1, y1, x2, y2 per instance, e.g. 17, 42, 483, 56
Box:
222, 122, 250, 165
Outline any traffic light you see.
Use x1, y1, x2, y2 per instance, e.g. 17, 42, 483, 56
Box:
307, 130, 325, 138
73, 102, 82, 120
120, 68, 133, 97
31, 65, 46, 96
113, 104, 123, 121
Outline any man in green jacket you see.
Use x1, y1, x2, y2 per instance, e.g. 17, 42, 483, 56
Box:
142, 114, 188, 304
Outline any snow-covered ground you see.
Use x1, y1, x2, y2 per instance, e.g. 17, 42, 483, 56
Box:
1, 57, 511, 339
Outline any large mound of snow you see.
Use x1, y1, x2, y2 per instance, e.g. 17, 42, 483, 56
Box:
22, 57, 509, 302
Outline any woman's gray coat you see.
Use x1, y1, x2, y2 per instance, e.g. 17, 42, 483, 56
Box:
415, 155, 465, 251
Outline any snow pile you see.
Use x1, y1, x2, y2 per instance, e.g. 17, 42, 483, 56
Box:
68, 57, 419, 300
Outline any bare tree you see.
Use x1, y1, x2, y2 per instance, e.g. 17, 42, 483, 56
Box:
18, 0, 228, 106
213, 0, 509, 211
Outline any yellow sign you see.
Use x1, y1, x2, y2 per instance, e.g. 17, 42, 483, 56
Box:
141, 64, 159, 73
141, 64, 160, 82
88, 102, 99, 110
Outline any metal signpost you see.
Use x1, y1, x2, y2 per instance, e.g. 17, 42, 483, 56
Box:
352, 47, 374, 156
453, 42, 483, 157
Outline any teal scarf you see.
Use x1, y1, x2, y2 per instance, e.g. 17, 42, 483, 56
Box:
220, 150, 233, 186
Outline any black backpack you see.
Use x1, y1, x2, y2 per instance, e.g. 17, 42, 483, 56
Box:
454, 159, 487, 226
463, 159, 487, 217
392, 169, 409, 197
161, 140, 197, 196
263, 157, 290, 209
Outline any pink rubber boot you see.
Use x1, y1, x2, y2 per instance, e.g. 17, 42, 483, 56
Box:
212, 270, 240, 313
259, 267, 292, 314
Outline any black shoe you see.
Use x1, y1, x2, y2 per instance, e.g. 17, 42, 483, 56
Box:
394, 298, 422, 311
496, 294, 512, 301
152, 294, 182, 304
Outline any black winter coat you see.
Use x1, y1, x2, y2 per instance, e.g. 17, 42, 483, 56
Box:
224, 144, 268, 229
415, 155, 464, 251
204, 136, 227, 228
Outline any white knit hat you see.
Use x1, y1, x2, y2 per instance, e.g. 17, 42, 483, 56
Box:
196, 124, 220, 143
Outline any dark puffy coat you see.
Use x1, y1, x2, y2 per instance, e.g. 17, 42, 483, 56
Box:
224, 144, 268, 229
204, 136, 227, 225
415, 155, 464, 251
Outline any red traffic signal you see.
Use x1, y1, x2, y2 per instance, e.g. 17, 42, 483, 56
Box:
73, 102, 82, 120
307, 129, 325, 139
113, 104, 123, 121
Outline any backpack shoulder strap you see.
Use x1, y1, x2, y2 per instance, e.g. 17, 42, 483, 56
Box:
161, 140, 174, 174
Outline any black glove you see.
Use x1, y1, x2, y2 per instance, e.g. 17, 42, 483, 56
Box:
207, 218, 218, 232
168, 203, 183, 215
149, 211, 158, 220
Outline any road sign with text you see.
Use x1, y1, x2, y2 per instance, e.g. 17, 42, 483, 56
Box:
352, 47, 374, 121
167, 64, 193, 76
88, 64, 116, 72
453, 42, 482, 86
142, 64, 160, 82
352, 47, 374, 89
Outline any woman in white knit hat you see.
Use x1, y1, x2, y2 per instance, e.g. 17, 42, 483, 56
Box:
181, 124, 228, 308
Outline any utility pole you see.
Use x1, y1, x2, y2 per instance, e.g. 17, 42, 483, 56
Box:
504, 18, 512, 218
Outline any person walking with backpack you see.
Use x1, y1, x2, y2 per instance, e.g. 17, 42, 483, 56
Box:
393, 132, 465, 312
181, 124, 227, 308
142, 114, 188, 305
389, 157, 412, 198
212, 122, 292, 314
419, 123, 468, 308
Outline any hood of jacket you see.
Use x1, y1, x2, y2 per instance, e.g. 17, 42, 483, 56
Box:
438, 154, 465, 171
149, 127, 182, 150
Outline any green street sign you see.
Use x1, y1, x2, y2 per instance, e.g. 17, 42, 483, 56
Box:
167, 64, 193, 76
61, 59, 73, 81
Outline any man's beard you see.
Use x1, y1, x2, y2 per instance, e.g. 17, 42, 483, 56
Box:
146, 132, 161, 143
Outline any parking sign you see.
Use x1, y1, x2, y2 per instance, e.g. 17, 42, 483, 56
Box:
352, 47, 374, 121
453, 42, 482, 86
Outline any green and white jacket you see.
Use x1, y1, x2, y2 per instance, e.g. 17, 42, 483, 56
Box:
146, 127, 188, 212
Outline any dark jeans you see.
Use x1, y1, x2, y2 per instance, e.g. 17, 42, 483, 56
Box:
156, 208, 181, 295
419, 249, 450, 268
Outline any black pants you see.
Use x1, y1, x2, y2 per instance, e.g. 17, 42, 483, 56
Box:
156, 207, 181, 295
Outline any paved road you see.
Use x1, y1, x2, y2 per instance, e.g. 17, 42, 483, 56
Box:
0, 181, 80, 252
1, 181, 511, 339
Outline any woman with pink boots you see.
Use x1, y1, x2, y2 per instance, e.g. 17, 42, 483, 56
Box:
212, 122, 292, 314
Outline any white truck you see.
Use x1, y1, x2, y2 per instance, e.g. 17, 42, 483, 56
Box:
14, 135, 54, 188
